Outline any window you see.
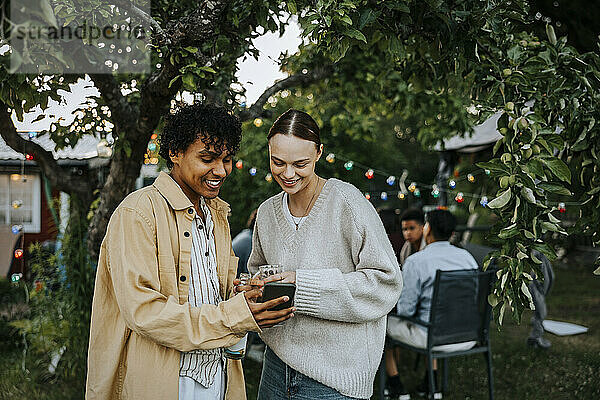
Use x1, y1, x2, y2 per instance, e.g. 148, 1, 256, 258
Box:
0, 173, 41, 233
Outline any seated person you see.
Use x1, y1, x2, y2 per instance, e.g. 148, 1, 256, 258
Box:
385, 209, 479, 399
399, 208, 427, 267
232, 209, 257, 276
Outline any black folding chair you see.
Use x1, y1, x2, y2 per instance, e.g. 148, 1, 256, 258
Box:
380, 269, 496, 400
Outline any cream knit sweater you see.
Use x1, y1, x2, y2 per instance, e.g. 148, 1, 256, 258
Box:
248, 178, 403, 399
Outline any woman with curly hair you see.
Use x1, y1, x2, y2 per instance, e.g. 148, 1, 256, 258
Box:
87, 103, 293, 400
247, 109, 403, 400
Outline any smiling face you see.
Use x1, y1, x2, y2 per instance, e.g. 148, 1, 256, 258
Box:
268, 133, 322, 195
169, 135, 233, 201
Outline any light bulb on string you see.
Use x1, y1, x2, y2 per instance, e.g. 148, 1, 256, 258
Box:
265, 173, 273, 182
249, 167, 257, 176
14, 249, 24, 259
467, 173, 475, 183
431, 185, 440, 198
28, 131, 37, 139
344, 161, 354, 170
558, 202, 566, 213
253, 118, 263, 127
480, 196, 489, 207
449, 180, 456, 189
25, 154, 34, 161
236, 160, 243, 169
408, 182, 417, 192
455, 192, 464, 203
485, 169, 491, 176
381, 192, 388, 201
365, 193, 371, 200
11, 225, 23, 235
398, 192, 406, 200
326, 153, 335, 163
365, 169, 374, 179
12, 200, 23, 209
148, 142, 157, 151
151, 133, 158, 140
386, 176, 396, 186
414, 189, 421, 197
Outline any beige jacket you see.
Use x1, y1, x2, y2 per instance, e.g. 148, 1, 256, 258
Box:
86, 172, 260, 400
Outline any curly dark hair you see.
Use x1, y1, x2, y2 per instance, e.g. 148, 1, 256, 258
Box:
159, 103, 242, 168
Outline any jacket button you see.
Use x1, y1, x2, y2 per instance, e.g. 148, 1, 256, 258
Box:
180, 275, 186, 282
204, 251, 209, 257
187, 208, 194, 214
184, 231, 190, 237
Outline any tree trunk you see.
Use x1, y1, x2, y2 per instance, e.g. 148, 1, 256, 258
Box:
87, 133, 150, 261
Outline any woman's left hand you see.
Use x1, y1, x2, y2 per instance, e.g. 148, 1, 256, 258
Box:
264, 271, 296, 284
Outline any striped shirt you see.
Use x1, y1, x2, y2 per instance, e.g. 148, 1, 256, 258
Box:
179, 198, 224, 391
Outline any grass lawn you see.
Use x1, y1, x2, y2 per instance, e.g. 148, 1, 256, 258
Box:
243, 261, 600, 400
1, 261, 598, 399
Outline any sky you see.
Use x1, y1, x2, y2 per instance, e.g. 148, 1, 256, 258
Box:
14, 19, 303, 132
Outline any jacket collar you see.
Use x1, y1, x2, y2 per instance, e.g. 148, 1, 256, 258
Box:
153, 172, 230, 213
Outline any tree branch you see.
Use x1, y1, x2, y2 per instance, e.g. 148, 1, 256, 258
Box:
89, 73, 138, 134
0, 105, 92, 199
238, 66, 333, 122
113, 0, 169, 44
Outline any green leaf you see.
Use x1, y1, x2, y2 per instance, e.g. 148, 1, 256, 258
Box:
521, 186, 536, 204
487, 188, 512, 209
538, 182, 571, 195
168, 75, 181, 88
540, 158, 571, 183
546, 24, 557, 46
184, 46, 198, 53
499, 223, 519, 239
182, 73, 195, 89
287, 0, 297, 14
488, 293, 499, 307
199, 66, 217, 74
340, 15, 353, 25
344, 28, 367, 43
359, 9, 378, 29
526, 159, 545, 177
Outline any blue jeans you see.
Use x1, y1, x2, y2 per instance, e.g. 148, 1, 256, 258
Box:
258, 347, 359, 400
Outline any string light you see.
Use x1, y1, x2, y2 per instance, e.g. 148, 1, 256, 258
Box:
467, 173, 475, 183
414, 189, 421, 197
253, 118, 263, 127
148, 143, 157, 151
365, 193, 371, 200
431, 184, 440, 198
386, 176, 396, 186
408, 182, 417, 192
326, 153, 335, 163
236, 160, 243, 169
455, 192, 465, 203
25, 154, 34, 160
381, 192, 388, 201
344, 161, 354, 170
11, 225, 23, 234
265, 173, 273, 182
249, 167, 257, 176
398, 192, 406, 200
12, 200, 23, 209
480, 196, 489, 207
449, 180, 456, 189
485, 169, 491, 176
10, 174, 21, 181
14, 249, 24, 259
28, 132, 37, 139
365, 169, 374, 179
558, 202, 566, 213
151, 133, 158, 140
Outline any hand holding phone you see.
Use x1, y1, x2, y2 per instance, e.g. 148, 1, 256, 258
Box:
260, 282, 296, 311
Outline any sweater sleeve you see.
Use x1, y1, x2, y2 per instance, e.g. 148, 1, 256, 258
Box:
107, 207, 260, 352
294, 191, 403, 323
247, 208, 267, 276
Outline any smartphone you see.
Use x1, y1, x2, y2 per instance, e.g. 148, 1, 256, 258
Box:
260, 282, 296, 311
